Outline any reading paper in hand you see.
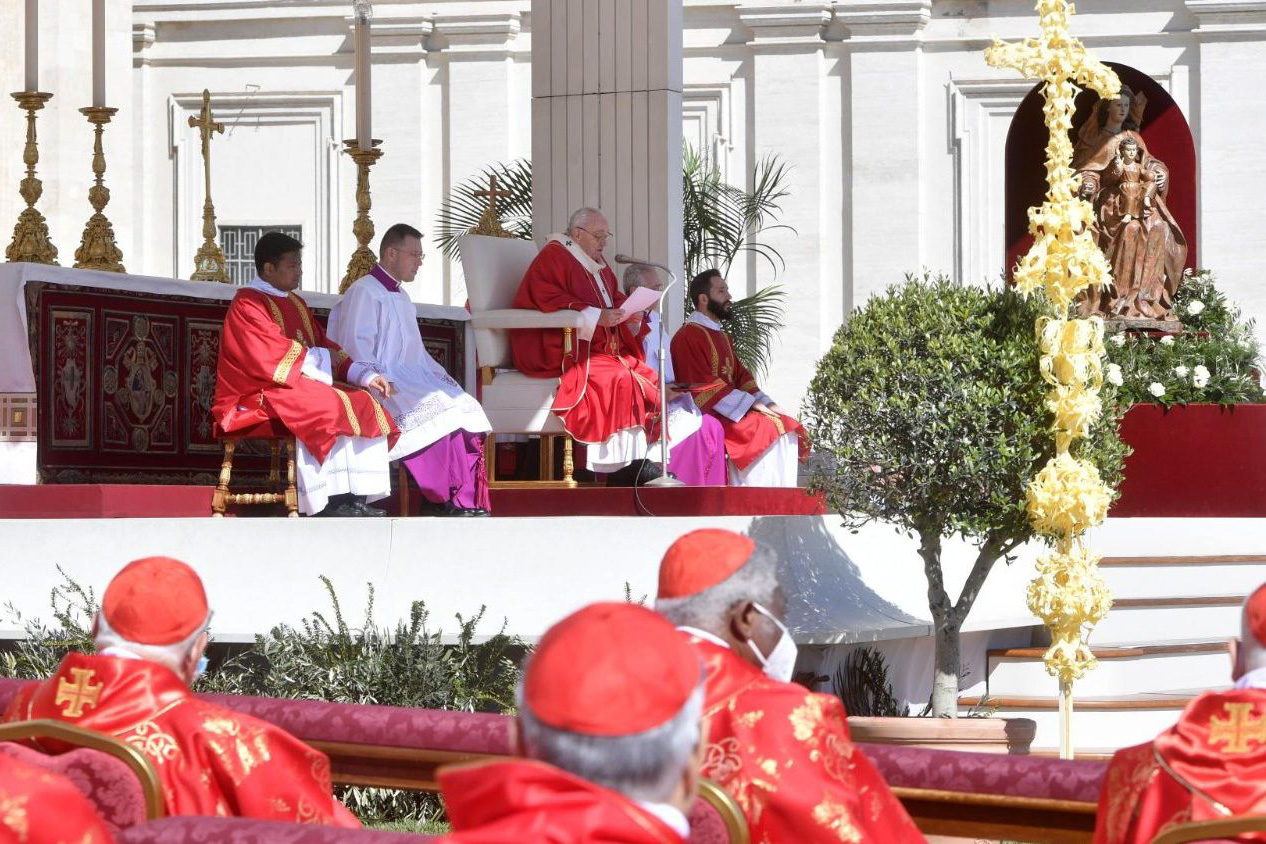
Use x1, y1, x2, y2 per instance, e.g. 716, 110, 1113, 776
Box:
621, 285, 662, 318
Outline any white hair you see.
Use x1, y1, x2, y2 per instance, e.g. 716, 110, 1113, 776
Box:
567, 207, 604, 234
655, 541, 780, 638
623, 263, 656, 292
517, 681, 704, 803
93, 610, 209, 680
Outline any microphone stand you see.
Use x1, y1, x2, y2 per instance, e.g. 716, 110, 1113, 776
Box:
645, 268, 684, 487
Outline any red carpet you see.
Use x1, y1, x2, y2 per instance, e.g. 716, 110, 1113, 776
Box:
0, 483, 825, 519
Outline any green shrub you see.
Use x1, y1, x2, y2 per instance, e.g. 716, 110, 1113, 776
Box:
803, 273, 1128, 716
1, 566, 97, 679
832, 648, 906, 718
1105, 270, 1265, 408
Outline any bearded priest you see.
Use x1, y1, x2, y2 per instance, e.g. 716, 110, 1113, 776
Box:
511, 208, 663, 486
656, 529, 924, 843
2, 556, 360, 827
1094, 582, 1266, 843
212, 232, 399, 516
329, 223, 493, 516
671, 270, 808, 486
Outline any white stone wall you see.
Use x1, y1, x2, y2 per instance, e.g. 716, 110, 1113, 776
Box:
3, 0, 1264, 409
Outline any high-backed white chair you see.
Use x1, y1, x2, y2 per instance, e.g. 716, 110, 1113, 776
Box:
460, 234, 583, 487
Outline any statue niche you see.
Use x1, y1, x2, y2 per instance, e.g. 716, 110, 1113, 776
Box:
1073, 85, 1188, 322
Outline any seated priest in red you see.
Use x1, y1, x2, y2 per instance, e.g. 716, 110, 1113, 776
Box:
655, 529, 925, 843
1094, 582, 1266, 844
0, 754, 114, 844
511, 207, 664, 486
2, 556, 360, 828
212, 231, 399, 516
671, 270, 809, 486
329, 223, 493, 516
438, 602, 706, 843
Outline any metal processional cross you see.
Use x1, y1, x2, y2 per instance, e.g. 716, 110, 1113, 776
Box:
471, 175, 515, 238
189, 89, 229, 282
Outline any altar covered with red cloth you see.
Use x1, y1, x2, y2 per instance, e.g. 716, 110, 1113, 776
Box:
0, 263, 470, 485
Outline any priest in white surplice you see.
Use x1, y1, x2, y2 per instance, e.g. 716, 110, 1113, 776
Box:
328, 224, 493, 515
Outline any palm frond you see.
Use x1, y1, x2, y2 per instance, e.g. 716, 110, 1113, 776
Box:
724, 285, 787, 380
433, 160, 534, 260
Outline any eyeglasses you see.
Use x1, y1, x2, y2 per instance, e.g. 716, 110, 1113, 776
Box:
576, 226, 613, 243
393, 249, 425, 260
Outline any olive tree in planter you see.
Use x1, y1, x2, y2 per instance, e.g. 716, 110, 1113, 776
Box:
802, 274, 1128, 717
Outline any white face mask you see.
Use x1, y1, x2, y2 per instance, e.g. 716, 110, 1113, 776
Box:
746, 603, 798, 683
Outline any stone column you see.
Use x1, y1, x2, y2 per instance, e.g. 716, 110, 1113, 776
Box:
739, 3, 835, 408
837, 1, 932, 312
531, 0, 685, 330
1184, 0, 1266, 329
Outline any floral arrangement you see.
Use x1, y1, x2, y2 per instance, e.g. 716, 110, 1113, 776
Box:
986, 0, 1118, 756
1104, 270, 1265, 408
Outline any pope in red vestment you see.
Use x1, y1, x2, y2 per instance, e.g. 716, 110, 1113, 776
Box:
439, 603, 706, 844
656, 529, 924, 844
2, 557, 359, 829
1094, 584, 1266, 843
0, 753, 114, 844
511, 221, 661, 467
213, 282, 398, 463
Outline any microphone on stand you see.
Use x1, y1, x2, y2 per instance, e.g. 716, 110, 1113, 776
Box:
612, 254, 684, 488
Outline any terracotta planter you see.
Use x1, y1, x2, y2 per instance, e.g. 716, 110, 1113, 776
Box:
847, 715, 1036, 755
1113, 403, 1266, 517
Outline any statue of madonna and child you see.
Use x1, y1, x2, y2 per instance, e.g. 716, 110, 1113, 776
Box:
1073, 85, 1188, 323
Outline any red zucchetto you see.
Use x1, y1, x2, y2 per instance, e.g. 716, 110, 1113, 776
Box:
656, 528, 756, 600
100, 556, 209, 645
1247, 582, 1266, 646
523, 602, 699, 737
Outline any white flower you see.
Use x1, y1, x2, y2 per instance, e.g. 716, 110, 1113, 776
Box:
1108, 333, 1126, 347
1174, 365, 1189, 378
1186, 300, 1205, 316
1148, 382, 1166, 398
1106, 363, 1124, 386
1193, 365, 1211, 389
1160, 335, 1176, 345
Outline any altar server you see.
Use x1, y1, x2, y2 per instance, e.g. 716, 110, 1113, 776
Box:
511, 208, 664, 486
0, 755, 114, 844
623, 263, 727, 486
671, 270, 809, 486
655, 529, 925, 843
329, 224, 492, 516
438, 602, 705, 843
1093, 583, 1266, 843
212, 232, 398, 516
2, 557, 360, 827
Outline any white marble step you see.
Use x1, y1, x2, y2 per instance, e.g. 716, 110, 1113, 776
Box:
1089, 596, 1243, 645
1099, 556, 1266, 601
986, 642, 1230, 698
959, 692, 1200, 753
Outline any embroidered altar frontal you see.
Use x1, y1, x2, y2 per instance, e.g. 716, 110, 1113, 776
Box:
27, 282, 465, 485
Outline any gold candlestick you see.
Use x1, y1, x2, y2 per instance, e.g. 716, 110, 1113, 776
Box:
6, 91, 58, 265
189, 90, 228, 282
339, 138, 383, 294
73, 106, 124, 273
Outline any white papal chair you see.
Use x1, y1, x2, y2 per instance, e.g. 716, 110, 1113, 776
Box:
459, 234, 583, 488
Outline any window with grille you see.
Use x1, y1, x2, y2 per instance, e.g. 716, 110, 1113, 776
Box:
219, 225, 303, 285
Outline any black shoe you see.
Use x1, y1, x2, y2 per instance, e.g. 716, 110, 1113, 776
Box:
605, 459, 664, 487
351, 500, 388, 517
317, 501, 363, 517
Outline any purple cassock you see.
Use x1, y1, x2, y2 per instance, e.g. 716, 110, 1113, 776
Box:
668, 414, 727, 485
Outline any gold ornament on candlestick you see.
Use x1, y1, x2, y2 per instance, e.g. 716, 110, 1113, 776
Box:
6, 91, 58, 264
73, 106, 124, 272
188, 90, 228, 282
338, 139, 383, 294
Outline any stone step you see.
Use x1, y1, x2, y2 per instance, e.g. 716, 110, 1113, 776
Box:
1090, 595, 1244, 645
986, 641, 1230, 698
958, 693, 1199, 753
1098, 556, 1266, 600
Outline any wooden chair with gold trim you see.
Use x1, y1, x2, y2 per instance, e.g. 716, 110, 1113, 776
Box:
1150, 815, 1266, 844
210, 419, 298, 517
0, 718, 166, 823
459, 233, 584, 488
694, 778, 751, 844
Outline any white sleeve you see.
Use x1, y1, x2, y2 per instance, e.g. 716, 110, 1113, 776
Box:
713, 390, 756, 422
301, 347, 333, 385
327, 283, 385, 372
753, 391, 774, 406
347, 362, 377, 388
578, 306, 601, 342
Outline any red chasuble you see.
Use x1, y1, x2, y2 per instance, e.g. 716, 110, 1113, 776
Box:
2, 653, 360, 828
212, 288, 398, 463
689, 637, 924, 844
670, 321, 808, 470
1094, 688, 1266, 843
0, 754, 114, 844
439, 759, 685, 843
510, 241, 661, 446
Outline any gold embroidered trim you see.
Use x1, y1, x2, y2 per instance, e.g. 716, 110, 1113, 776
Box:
289, 293, 317, 346
262, 296, 286, 332
331, 349, 351, 377
685, 322, 721, 376
1152, 745, 1233, 816
273, 341, 303, 385
369, 395, 391, 437
333, 388, 361, 436
693, 380, 727, 410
